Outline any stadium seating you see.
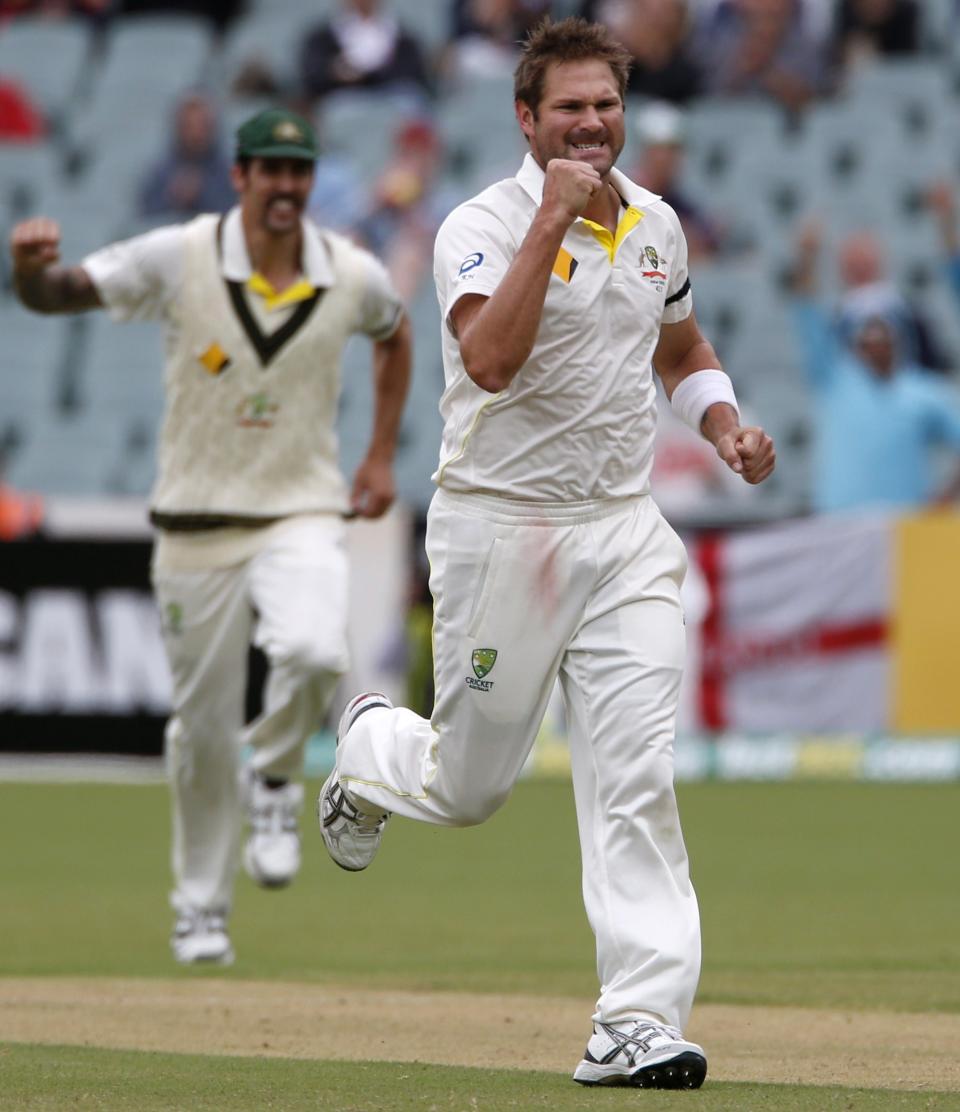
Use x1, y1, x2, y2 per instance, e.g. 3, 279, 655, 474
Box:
0, 7, 958, 522
0, 309, 71, 427
0, 18, 90, 133
321, 89, 423, 181
79, 315, 166, 423
5, 409, 130, 495
217, 10, 308, 99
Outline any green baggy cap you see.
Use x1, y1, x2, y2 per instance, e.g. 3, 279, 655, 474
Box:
235, 107, 319, 161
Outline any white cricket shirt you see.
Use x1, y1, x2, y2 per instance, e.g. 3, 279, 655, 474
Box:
84, 206, 400, 346
82, 207, 402, 569
432, 153, 693, 503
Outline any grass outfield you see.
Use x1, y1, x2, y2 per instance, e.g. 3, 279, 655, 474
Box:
4, 1044, 960, 1112
2, 779, 959, 1109
2, 780, 958, 1010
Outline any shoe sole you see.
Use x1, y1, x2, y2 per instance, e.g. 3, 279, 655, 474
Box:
574, 1051, 707, 1089
173, 948, 235, 967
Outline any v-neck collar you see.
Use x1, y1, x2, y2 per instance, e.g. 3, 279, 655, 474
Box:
216, 216, 325, 368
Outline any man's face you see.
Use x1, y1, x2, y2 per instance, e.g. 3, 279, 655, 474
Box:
517, 59, 625, 179
644, 141, 682, 184
839, 232, 883, 288
855, 319, 897, 378
232, 157, 315, 236
177, 98, 214, 156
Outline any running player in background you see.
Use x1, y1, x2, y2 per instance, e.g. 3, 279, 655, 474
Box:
9, 107, 411, 966
318, 17, 774, 1090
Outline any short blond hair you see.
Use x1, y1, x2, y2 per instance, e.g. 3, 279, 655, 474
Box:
513, 17, 632, 114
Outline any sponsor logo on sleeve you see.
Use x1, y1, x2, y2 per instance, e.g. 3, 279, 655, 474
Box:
457, 252, 484, 278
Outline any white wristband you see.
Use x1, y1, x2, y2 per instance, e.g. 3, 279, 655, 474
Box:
670, 369, 739, 436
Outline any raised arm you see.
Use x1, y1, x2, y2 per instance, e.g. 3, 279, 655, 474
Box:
350, 312, 412, 519
10, 217, 102, 314
452, 159, 600, 394
786, 221, 840, 389
654, 312, 776, 485
925, 182, 960, 305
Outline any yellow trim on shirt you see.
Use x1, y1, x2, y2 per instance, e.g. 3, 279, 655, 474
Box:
436, 394, 499, 484
246, 272, 316, 310
552, 246, 578, 283
581, 205, 644, 263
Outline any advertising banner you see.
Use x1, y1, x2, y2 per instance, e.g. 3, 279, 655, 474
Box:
0, 507, 411, 757
0, 539, 168, 754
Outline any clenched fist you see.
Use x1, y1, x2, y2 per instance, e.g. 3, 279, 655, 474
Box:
541, 158, 604, 222
715, 426, 777, 485
10, 217, 62, 277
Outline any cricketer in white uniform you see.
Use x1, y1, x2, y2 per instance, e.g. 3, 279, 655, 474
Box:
9, 108, 411, 966
318, 18, 775, 1089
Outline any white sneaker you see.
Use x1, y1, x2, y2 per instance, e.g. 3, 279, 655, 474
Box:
242, 770, 303, 889
317, 692, 393, 872
573, 1020, 707, 1088
171, 908, 234, 966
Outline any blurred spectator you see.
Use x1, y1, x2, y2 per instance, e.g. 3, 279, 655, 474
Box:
0, 430, 43, 541
580, 0, 703, 103
353, 117, 461, 301
138, 92, 234, 220
0, 479, 43, 539
833, 0, 920, 64
0, 77, 45, 142
444, 0, 550, 79
307, 146, 370, 237
788, 223, 960, 513
834, 229, 949, 374
229, 56, 282, 99
629, 101, 723, 262
117, 0, 244, 34
0, 0, 112, 19
692, 0, 832, 114
300, 0, 433, 103
924, 182, 960, 307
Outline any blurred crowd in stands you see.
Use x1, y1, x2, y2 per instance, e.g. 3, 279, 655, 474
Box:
0, 0, 938, 111
2, 0, 960, 525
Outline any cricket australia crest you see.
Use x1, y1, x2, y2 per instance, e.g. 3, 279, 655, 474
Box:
466, 648, 498, 692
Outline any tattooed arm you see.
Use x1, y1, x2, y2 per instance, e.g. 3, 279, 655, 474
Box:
10, 217, 103, 314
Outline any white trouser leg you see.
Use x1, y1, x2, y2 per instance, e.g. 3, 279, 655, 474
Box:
564, 499, 700, 1030
338, 493, 591, 824
338, 493, 700, 1030
154, 564, 251, 914
243, 517, 349, 780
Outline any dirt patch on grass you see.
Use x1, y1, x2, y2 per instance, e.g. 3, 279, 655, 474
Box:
1, 977, 957, 1092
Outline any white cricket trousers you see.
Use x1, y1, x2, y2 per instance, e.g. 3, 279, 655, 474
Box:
338, 489, 701, 1029
153, 516, 349, 914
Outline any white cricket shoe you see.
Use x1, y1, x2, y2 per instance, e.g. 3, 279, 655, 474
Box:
242, 769, 303, 888
573, 1020, 707, 1088
171, 908, 234, 966
317, 692, 393, 872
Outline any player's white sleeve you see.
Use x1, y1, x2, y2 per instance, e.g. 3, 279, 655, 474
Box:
660, 203, 693, 325
433, 203, 516, 337
354, 248, 404, 340
82, 225, 185, 322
